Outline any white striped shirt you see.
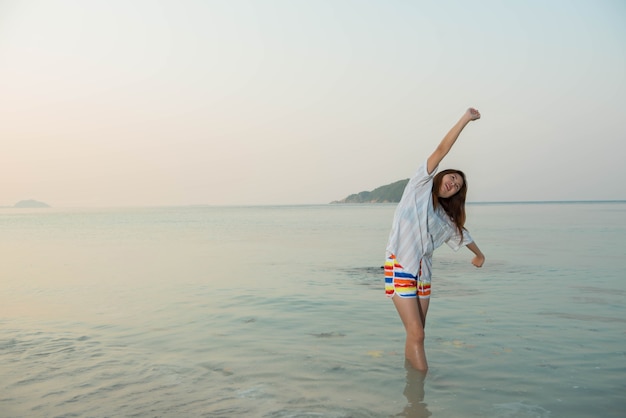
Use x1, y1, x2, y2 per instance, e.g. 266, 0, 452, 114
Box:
385, 160, 473, 279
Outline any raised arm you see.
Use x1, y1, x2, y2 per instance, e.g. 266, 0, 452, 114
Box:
426, 108, 481, 174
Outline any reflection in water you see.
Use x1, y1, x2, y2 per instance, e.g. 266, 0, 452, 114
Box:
395, 361, 432, 418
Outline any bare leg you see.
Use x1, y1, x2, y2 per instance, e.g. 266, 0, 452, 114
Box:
399, 359, 431, 417
393, 296, 430, 373
417, 297, 430, 329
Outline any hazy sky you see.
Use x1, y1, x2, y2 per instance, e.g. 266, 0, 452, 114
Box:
1, 0, 625, 207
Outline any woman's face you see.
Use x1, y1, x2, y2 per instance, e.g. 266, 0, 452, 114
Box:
438, 172, 464, 198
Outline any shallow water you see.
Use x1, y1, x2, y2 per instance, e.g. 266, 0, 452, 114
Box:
1, 203, 625, 417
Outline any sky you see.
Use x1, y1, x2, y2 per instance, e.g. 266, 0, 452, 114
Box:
1, 0, 625, 207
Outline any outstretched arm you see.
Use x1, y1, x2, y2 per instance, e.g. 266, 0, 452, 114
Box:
466, 241, 485, 267
426, 108, 481, 174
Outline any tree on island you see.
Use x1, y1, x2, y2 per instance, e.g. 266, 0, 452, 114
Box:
331, 179, 409, 204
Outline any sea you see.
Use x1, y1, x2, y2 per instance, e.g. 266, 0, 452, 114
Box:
1, 202, 625, 418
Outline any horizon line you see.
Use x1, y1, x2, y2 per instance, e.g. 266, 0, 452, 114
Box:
2, 199, 626, 209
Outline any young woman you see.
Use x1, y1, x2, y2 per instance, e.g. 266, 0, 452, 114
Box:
385, 107, 485, 373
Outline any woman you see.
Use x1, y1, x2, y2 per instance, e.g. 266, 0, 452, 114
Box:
385, 107, 485, 373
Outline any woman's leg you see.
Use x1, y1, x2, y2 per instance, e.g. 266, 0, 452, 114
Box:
418, 298, 430, 328
393, 296, 430, 373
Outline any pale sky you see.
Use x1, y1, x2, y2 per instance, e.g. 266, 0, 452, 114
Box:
1, 0, 625, 207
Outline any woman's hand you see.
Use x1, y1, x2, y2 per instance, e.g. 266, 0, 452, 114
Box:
465, 107, 481, 121
466, 242, 485, 267
471, 254, 485, 268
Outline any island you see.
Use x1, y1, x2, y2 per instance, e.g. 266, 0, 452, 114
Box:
13, 199, 51, 208
331, 179, 409, 204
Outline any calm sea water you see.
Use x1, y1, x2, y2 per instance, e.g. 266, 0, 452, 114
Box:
1, 203, 625, 418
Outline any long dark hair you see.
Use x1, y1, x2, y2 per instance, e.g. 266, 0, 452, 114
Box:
432, 169, 468, 242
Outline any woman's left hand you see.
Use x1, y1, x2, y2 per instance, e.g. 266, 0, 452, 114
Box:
471, 254, 485, 268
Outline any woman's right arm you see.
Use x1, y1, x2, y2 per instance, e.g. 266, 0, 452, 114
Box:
426, 108, 481, 174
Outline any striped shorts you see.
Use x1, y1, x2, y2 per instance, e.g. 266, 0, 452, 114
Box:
384, 254, 430, 299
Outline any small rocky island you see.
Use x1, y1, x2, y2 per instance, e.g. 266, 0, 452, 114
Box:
331, 179, 409, 204
13, 199, 51, 208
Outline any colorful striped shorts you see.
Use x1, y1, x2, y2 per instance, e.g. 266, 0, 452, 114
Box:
384, 254, 430, 299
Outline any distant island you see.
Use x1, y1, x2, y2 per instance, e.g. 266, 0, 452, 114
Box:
13, 199, 51, 208
331, 183, 626, 205
331, 179, 409, 204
